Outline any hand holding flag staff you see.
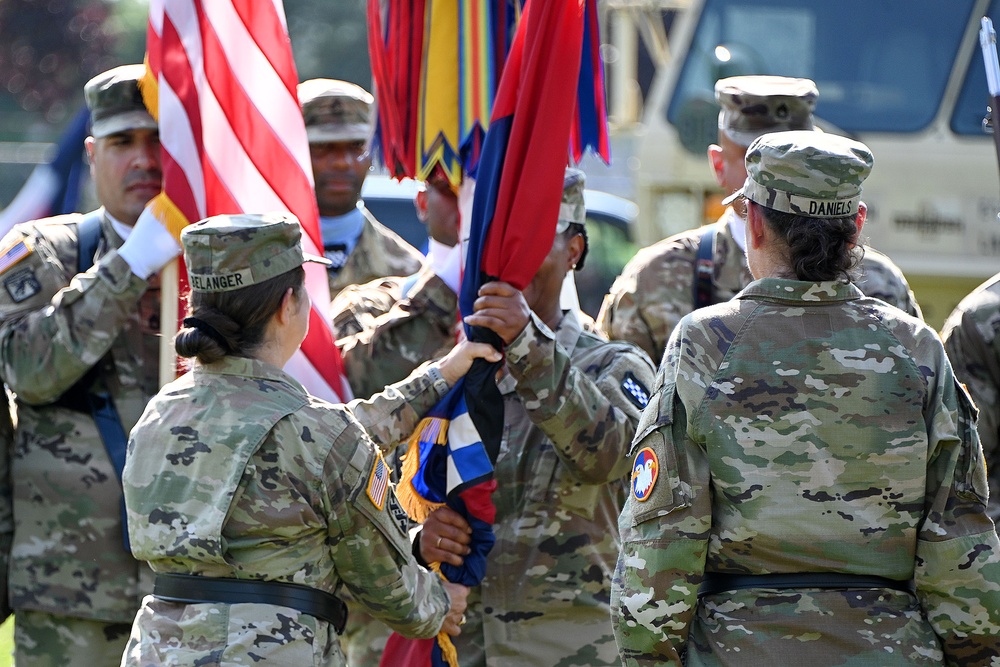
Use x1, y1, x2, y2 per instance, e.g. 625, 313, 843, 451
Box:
372, 1, 611, 665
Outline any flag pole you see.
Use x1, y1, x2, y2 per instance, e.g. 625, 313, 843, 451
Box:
159, 258, 179, 388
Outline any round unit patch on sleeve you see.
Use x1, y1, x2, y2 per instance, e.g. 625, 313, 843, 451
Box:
631, 447, 659, 502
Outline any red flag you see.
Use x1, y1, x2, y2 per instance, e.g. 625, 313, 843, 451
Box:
143, 0, 351, 402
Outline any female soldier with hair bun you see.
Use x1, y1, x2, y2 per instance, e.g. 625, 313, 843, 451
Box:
613, 131, 1000, 666
120, 212, 499, 666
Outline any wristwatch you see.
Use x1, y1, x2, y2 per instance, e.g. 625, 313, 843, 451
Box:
427, 365, 450, 395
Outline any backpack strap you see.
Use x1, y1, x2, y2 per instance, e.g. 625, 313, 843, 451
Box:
70, 210, 132, 551
693, 223, 718, 310
76, 209, 104, 273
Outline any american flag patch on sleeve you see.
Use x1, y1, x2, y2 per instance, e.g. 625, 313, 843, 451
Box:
366, 454, 389, 510
0, 239, 32, 274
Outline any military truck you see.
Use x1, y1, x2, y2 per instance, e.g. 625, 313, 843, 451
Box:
598, 0, 1000, 327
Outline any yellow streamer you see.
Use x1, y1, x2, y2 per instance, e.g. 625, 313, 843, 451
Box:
395, 417, 449, 523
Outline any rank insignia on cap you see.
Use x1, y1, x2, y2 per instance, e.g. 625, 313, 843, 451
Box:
621, 372, 650, 409
632, 447, 659, 502
4, 267, 41, 303
367, 454, 390, 511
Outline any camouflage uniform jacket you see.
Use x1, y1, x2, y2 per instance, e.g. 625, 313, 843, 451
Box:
0, 392, 13, 622
941, 271, 1000, 526
123, 356, 452, 666
327, 205, 423, 298
612, 278, 1000, 667
596, 208, 923, 363
0, 210, 157, 623
336, 265, 458, 398
450, 308, 656, 667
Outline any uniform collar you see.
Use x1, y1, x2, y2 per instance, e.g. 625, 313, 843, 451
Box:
738, 277, 865, 304
193, 355, 309, 395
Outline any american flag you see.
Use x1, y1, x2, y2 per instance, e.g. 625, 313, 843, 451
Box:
141, 0, 351, 401
367, 455, 389, 511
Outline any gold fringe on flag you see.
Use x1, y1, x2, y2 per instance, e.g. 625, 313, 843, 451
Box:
149, 193, 191, 242
396, 416, 449, 523
431, 563, 461, 667
139, 55, 159, 122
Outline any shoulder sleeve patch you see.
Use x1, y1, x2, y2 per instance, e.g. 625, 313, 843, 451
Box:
631, 446, 659, 501
622, 371, 651, 409
0, 238, 33, 275
3, 267, 41, 303
366, 452, 390, 510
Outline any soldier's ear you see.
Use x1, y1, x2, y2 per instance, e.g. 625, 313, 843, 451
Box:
707, 144, 725, 186
854, 201, 867, 242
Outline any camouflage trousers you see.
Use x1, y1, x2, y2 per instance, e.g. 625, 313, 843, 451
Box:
14, 609, 132, 667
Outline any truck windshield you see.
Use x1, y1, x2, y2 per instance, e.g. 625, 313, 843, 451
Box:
667, 0, 975, 146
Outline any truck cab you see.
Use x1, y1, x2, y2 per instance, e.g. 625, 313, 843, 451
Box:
604, 0, 1000, 326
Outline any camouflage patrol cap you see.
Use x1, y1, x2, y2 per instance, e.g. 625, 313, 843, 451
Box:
716, 75, 817, 146
182, 212, 331, 293
84, 64, 157, 139
297, 78, 374, 144
721, 131, 873, 218
555, 168, 586, 232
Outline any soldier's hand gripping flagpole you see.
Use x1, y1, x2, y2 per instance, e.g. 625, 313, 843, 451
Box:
980, 17, 1000, 195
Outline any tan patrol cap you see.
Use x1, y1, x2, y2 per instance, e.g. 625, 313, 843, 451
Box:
84, 64, 157, 139
721, 131, 873, 219
182, 212, 331, 293
297, 78, 373, 144
716, 75, 817, 146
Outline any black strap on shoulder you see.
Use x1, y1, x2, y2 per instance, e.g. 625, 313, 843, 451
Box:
154, 573, 349, 634
693, 223, 717, 310
62, 210, 132, 551
698, 572, 914, 598
76, 210, 104, 273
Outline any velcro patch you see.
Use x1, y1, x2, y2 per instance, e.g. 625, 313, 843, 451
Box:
631, 447, 659, 502
367, 453, 390, 510
4, 267, 41, 303
621, 371, 650, 409
0, 239, 32, 274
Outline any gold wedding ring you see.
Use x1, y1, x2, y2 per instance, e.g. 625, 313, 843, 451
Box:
459, 614, 467, 626
436, 536, 443, 548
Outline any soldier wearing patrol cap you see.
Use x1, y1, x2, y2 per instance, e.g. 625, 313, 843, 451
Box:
0, 64, 182, 666
297, 78, 422, 300
597, 75, 922, 365
120, 211, 491, 666
418, 167, 656, 667
613, 130, 1000, 666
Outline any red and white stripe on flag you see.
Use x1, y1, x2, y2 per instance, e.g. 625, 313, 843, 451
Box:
144, 0, 351, 402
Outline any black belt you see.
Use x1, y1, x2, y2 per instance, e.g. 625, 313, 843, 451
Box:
698, 572, 914, 598
154, 573, 348, 634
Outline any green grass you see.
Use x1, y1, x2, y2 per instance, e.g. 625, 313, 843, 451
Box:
0, 616, 11, 667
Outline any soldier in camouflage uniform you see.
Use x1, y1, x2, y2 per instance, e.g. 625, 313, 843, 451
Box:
420, 169, 657, 667
0, 65, 180, 666
334, 168, 462, 398
941, 272, 1000, 528
121, 212, 494, 666
330, 170, 462, 666
613, 131, 1000, 666
597, 75, 922, 364
299, 78, 423, 299
0, 391, 13, 626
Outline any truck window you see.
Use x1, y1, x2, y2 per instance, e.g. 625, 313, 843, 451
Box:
952, 0, 1000, 135
667, 0, 975, 152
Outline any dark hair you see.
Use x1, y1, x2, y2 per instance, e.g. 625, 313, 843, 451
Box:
562, 222, 589, 272
175, 266, 306, 364
756, 204, 861, 282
